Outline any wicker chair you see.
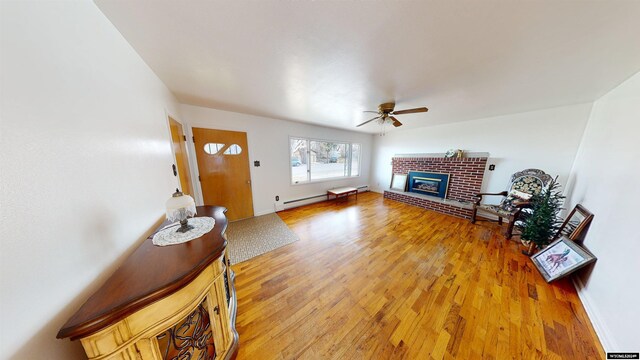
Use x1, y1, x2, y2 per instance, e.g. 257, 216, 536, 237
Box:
471, 169, 553, 239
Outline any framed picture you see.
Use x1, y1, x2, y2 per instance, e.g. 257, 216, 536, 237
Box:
390, 173, 408, 191
555, 204, 594, 242
531, 236, 596, 283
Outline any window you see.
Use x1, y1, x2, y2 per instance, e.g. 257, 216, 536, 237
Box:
223, 144, 242, 155
203, 143, 242, 155
204, 143, 225, 155
351, 143, 360, 177
290, 137, 361, 184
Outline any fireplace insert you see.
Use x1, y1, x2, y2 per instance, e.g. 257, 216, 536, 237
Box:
407, 171, 450, 199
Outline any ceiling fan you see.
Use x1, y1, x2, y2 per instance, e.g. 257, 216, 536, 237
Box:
357, 102, 428, 128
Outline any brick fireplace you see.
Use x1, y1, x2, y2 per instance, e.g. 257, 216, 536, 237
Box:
383, 153, 488, 219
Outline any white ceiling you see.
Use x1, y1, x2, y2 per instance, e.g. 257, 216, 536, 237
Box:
95, 0, 640, 133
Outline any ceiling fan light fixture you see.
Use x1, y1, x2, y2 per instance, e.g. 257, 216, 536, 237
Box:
357, 102, 428, 128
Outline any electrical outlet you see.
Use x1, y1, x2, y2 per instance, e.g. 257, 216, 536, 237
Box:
275, 195, 280, 201
489, 164, 496, 171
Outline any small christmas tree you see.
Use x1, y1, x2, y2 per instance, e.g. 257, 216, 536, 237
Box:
519, 177, 565, 251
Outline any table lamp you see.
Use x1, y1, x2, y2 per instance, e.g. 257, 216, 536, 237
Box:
165, 189, 197, 233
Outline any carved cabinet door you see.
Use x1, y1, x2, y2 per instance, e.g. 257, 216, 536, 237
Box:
154, 296, 218, 360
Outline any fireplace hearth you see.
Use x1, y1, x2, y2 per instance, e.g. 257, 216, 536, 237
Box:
383, 153, 488, 219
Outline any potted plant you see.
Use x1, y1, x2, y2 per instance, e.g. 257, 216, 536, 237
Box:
519, 177, 565, 255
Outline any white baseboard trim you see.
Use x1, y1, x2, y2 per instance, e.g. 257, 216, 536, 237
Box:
572, 277, 616, 353
254, 209, 275, 217
280, 187, 370, 211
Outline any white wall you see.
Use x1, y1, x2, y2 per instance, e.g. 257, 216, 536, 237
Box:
565, 71, 640, 352
371, 104, 593, 199
179, 104, 373, 215
1, 2, 633, 358
0, 2, 181, 358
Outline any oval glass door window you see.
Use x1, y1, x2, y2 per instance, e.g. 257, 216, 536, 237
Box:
204, 143, 225, 155
223, 144, 242, 155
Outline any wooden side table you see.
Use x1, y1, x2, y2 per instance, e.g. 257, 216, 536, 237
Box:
57, 206, 238, 360
327, 187, 358, 201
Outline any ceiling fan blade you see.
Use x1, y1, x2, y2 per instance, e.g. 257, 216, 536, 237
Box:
356, 116, 381, 127
390, 116, 402, 127
363, 110, 380, 114
392, 107, 429, 115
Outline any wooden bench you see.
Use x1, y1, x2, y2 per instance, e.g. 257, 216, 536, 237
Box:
327, 187, 358, 202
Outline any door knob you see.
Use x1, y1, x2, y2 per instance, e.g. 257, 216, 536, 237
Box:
247, 180, 251, 184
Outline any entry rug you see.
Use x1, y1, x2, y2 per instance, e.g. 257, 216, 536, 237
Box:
225, 213, 299, 264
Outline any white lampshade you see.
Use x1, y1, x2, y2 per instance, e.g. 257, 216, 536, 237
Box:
166, 189, 196, 222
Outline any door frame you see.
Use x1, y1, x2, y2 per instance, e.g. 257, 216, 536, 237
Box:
163, 110, 197, 200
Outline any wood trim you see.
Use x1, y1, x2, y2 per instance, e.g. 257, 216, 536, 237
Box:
168, 116, 194, 196
57, 206, 229, 340
225, 267, 239, 360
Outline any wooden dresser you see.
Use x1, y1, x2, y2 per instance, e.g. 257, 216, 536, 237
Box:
57, 206, 238, 360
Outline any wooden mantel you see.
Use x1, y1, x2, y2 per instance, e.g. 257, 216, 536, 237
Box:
57, 206, 238, 360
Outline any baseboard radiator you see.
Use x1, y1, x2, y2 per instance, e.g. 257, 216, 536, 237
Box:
277, 185, 369, 211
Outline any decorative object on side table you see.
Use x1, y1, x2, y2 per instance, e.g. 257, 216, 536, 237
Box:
166, 188, 197, 232
530, 236, 596, 283
518, 177, 565, 255
152, 189, 215, 246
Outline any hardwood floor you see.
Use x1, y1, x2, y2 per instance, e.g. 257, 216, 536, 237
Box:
232, 192, 603, 359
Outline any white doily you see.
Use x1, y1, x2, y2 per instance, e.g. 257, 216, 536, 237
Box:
152, 217, 215, 246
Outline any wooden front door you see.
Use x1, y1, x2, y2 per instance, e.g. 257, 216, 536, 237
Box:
193, 127, 254, 221
168, 116, 194, 196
